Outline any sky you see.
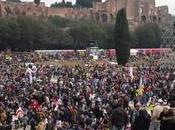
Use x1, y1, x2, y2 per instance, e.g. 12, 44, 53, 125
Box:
13, 0, 175, 15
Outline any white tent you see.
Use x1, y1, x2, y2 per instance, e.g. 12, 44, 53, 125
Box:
130, 49, 138, 56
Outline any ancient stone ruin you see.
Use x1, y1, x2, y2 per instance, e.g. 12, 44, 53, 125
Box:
0, 0, 170, 29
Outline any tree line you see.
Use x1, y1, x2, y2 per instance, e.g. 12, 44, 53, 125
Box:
0, 16, 162, 51
51, 0, 94, 8
7, 0, 94, 8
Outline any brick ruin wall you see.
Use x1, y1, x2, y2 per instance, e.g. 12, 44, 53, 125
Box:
0, 0, 170, 28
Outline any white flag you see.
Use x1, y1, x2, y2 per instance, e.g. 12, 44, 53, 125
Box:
129, 67, 134, 80
16, 107, 24, 118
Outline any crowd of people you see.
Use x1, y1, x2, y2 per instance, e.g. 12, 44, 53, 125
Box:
0, 51, 175, 130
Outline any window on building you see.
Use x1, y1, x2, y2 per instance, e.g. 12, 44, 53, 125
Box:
153, 16, 157, 22
101, 13, 108, 23
141, 15, 146, 23
158, 17, 161, 23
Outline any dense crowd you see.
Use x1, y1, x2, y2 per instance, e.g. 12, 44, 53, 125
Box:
0, 51, 175, 130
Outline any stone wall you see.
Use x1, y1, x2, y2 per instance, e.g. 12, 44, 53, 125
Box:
0, 1, 47, 17
0, 0, 170, 28
156, 6, 170, 24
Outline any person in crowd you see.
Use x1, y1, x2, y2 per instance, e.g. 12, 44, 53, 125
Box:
0, 51, 175, 129
132, 108, 151, 130
160, 88, 175, 130
111, 101, 128, 130
158, 106, 170, 130
0, 106, 7, 128
130, 102, 141, 130
150, 99, 164, 130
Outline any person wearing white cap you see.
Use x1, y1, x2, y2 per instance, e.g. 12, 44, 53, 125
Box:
26, 64, 33, 84
149, 99, 164, 130
32, 65, 37, 81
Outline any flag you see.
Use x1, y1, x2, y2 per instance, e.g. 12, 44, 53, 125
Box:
136, 86, 144, 97
129, 67, 134, 80
139, 69, 145, 87
16, 107, 24, 118
31, 100, 40, 110
139, 76, 143, 87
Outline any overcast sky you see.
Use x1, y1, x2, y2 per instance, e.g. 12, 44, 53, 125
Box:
17, 0, 175, 15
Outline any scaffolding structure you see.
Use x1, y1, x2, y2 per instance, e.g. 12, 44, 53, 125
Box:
161, 16, 175, 48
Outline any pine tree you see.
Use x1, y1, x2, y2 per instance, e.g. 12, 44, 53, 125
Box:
114, 8, 130, 65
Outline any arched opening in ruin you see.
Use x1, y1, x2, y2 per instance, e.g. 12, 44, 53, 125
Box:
101, 13, 108, 23
5, 6, 13, 15
22, 11, 26, 16
141, 15, 146, 23
153, 16, 157, 22
110, 13, 114, 21
158, 17, 161, 23
95, 12, 100, 21
14, 7, 20, 15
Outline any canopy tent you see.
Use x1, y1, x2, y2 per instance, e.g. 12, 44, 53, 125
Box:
130, 49, 138, 56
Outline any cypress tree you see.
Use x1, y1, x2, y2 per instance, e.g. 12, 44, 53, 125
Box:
114, 8, 130, 65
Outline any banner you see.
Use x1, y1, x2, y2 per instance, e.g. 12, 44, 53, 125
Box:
16, 107, 24, 118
